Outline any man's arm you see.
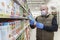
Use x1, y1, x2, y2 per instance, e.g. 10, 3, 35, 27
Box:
28, 15, 58, 31
43, 16, 58, 32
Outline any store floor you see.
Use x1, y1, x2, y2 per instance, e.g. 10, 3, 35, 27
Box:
30, 28, 60, 40
54, 28, 60, 40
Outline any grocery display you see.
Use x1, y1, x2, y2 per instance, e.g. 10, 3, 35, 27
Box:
0, 0, 14, 18
0, 0, 30, 40
0, 0, 28, 18
17, 26, 31, 40
0, 20, 30, 40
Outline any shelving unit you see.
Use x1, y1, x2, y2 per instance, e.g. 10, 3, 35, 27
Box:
14, 24, 29, 39
0, 0, 28, 18
0, 0, 31, 40
13, 0, 28, 12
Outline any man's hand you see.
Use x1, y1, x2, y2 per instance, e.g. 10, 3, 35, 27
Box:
29, 20, 35, 25
28, 14, 44, 29
36, 22, 44, 29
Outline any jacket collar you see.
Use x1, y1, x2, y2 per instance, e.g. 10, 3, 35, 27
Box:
41, 14, 50, 18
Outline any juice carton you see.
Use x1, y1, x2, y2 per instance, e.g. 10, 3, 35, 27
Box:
21, 20, 24, 30
15, 4, 20, 17
13, 2, 19, 17
20, 6, 23, 17
14, 20, 21, 34
14, 2, 17, 16
0, 0, 6, 17
1, 22, 10, 40
9, 21, 16, 36
5, 0, 14, 16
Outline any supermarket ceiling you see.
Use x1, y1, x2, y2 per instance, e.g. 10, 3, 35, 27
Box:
27, 0, 50, 11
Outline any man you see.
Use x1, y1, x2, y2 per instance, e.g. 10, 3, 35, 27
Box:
28, 5, 58, 40
35, 5, 58, 40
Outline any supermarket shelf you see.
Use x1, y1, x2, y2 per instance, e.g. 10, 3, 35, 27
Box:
14, 24, 29, 39
0, 18, 29, 22
13, 0, 28, 13
19, 0, 28, 12
10, 16, 29, 20
0, 14, 29, 20
9, 24, 30, 40
0, 0, 30, 40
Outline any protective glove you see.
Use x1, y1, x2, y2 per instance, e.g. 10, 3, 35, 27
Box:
28, 14, 44, 29
36, 22, 44, 29
29, 20, 35, 25
28, 14, 36, 25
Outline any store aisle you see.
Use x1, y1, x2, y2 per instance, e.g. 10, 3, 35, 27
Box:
54, 28, 60, 40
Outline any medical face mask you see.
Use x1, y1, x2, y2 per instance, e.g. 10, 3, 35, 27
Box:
41, 10, 47, 16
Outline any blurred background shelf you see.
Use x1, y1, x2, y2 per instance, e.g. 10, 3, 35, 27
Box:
13, 0, 28, 13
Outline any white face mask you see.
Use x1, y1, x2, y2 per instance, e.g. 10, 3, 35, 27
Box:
41, 10, 47, 16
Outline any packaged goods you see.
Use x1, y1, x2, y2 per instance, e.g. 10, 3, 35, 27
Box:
0, 0, 14, 18
5, 0, 14, 15
14, 20, 21, 34
16, 4, 20, 16
20, 6, 23, 17
0, 0, 6, 15
1, 22, 10, 40
21, 20, 24, 30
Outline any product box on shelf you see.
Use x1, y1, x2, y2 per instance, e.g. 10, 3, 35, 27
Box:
14, 2, 20, 17
25, 27, 30, 40
24, 20, 29, 27
24, 20, 27, 26
14, 2, 17, 17
20, 20, 24, 30
23, 13, 26, 17
20, 6, 23, 17
0, 0, 6, 17
16, 33, 21, 40
10, 22, 16, 36
1, 22, 11, 40
21, 32, 24, 40
8, 21, 15, 31
23, 9, 28, 17
24, 29, 27, 40
6, 20, 16, 39
16, 4, 19, 16
16, 32, 24, 40
14, 20, 21, 34
5, 0, 14, 15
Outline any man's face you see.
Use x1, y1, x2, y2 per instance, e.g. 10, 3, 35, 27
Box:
40, 5, 48, 16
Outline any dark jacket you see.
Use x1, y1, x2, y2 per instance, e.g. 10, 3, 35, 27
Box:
43, 16, 58, 32
35, 15, 58, 32
35, 14, 58, 40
